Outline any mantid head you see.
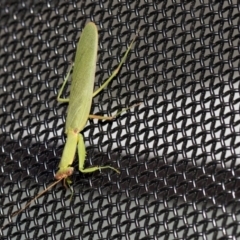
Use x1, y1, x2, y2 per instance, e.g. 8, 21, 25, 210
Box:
55, 167, 74, 180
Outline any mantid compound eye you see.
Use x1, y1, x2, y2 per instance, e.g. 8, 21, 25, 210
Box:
66, 167, 74, 177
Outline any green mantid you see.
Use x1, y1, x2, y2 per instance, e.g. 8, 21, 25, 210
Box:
55, 21, 137, 186
1, 22, 138, 230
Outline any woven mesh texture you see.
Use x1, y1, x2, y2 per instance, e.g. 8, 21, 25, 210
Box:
1, 1, 240, 239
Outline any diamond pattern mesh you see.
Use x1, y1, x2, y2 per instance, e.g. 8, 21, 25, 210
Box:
1, 1, 240, 239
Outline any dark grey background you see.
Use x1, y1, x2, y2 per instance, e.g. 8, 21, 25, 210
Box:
1, 1, 240, 239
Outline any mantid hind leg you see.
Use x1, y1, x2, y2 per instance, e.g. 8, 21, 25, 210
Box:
77, 133, 120, 174
57, 63, 73, 103
92, 35, 137, 98
89, 35, 138, 120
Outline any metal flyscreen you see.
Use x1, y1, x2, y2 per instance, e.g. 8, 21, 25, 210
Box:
1, 1, 240, 239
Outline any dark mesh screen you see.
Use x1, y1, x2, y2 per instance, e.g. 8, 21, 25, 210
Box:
1, 1, 240, 239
